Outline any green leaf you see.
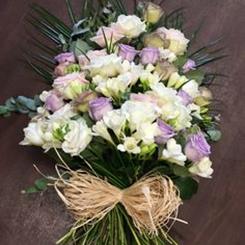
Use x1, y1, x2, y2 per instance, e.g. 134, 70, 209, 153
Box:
173, 55, 188, 69
70, 39, 91, 57
172, 165, 190, 177
174, 177, 198, 200
35, 178, 49, 191
186, 70, 205, 84
207, 129, 222, 142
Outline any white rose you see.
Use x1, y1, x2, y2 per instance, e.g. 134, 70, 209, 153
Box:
112, 15, 146, 38
189, 157, 214, 178
117, 137, 141, 154
103, 110, 126, 137
62, 119, 92, 156
84, 54, 123, 77
162, 138, 187, 166
121, 101, 159, 131
20, 121, 45, 146
182, 80, 200, 98
157, 27, 189, 55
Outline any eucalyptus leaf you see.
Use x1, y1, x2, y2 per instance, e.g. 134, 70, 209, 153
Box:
207, 129, 222, 142
0, 96, 42, 118
35, 178, 49, 191
70, 39, 92, 57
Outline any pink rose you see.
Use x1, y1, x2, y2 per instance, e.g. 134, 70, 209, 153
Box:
90, 27, 124, 47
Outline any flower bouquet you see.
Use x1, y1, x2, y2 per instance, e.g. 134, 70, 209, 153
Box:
0, 0, 225, 244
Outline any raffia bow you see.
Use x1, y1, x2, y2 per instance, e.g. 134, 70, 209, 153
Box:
54, 168, 182, 236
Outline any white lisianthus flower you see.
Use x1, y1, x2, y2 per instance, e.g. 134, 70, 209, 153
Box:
167, 72, 189, 89
62, 119, 92, 156
121, 101, 159, 131
84, 54, 123, 77
112, 15, 146, 38
189, 157, 214, 178
182, 80, 200, 98
157, 27, 189, 55
92, 121, 114, 145
159, 48, 177, 63
117, 137, 141, 154
20, 121, 45, 146
162, 138, 187, 166
135, 122, 158, 145
103, 110, 126, 137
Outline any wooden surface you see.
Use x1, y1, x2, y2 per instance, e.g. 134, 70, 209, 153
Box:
0, 0, 245, 244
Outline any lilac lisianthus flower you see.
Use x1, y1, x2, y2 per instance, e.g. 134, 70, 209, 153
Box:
89, 97, 113, 121
182, 59, 196, 73
178, 90, 193, 106
140, 47, 160, 65
45, 93, 64, 112
155, 119, 176, 144
184, 132, 211, 162
54, 52, 76, 64
118, 44, 139, 62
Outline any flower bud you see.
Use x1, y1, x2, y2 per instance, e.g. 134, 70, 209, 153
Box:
89, 97, 113, 121
140, 47, 160, 65
182, 59, 196, 73
144, 2, 163, 24
199, 87, 213, 100
118, 44, 139, 62
184, 132, 211, 162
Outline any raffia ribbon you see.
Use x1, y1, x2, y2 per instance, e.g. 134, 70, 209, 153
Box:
54, 169, 183, 235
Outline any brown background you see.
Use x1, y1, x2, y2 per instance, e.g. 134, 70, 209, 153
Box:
0, 0, 245, 244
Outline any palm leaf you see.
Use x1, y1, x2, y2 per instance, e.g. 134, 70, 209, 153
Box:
165, 7, 185, 30
65, 0, 77, 24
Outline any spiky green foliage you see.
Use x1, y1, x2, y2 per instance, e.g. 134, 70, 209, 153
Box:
189, 37, 228, 68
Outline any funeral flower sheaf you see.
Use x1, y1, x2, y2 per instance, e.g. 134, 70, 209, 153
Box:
0, 1, 225, 244
19, 11, 218, 180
